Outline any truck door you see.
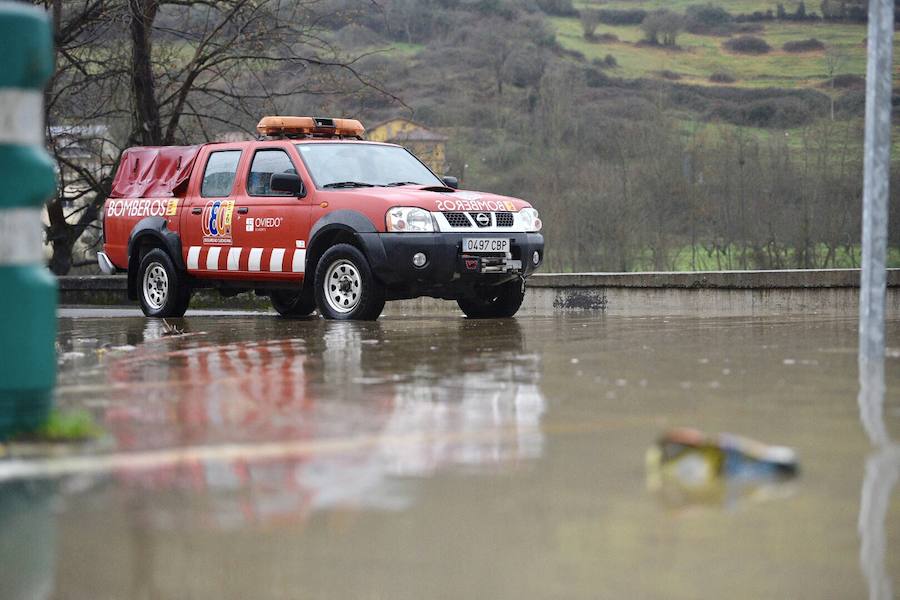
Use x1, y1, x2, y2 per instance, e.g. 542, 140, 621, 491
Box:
182, 147, 243, 278
228, 146, 311, 282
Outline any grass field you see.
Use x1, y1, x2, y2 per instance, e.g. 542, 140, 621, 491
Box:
576, 0, 822, 13
552, 15, 898, 89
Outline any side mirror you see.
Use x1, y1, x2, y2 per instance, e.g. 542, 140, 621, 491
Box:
270, 173, 306, 197
442, 176, 459, 189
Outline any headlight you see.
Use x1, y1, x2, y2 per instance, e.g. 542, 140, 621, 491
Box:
519, 207, 542, 232
386, 207, 435, 232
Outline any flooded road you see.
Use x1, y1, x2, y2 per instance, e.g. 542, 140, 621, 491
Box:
2, 310, 899, 599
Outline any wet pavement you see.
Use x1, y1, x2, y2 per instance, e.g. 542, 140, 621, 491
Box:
2, 309, 899, 599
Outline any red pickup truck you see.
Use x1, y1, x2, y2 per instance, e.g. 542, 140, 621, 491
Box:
99, 116, 544, 320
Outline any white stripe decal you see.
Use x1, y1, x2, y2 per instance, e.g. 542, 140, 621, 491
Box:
270, 248, 285, 273
206, 247, 221, 271
227, 247, 242, 271
0, 208, 43, 265
292, 249, 306, 273
248, 248, 263, 272
186, 246, 201, 271
0, 90, 44, 146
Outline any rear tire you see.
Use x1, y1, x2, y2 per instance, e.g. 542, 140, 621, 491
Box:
271, 288, 316, 317
314, 244, 385, 321
457, 279, 525, 319
137, 248, 191, 318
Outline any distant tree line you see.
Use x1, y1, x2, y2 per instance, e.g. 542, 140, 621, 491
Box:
575, 1, 895, 27
734, 1, 897, 24
578, 2, 882, 50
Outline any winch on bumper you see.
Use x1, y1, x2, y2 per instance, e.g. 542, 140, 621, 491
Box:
460, 254, 522, 274
356, 232, 544, 294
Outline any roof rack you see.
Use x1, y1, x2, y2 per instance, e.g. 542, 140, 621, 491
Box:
256, 116, 365, 140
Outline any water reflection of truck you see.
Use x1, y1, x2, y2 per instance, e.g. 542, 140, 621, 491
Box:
105, 320, 545, 528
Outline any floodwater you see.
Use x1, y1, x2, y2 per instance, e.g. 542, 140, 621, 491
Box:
1, 309, 899, 599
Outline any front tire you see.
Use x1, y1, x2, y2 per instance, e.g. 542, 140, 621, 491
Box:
138, 248, 191, 318
271, 288, 316, 318
314, 244, 385, 321
457, 279, 525, 319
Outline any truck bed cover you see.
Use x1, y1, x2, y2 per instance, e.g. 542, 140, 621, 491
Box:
109, 145, 202, 198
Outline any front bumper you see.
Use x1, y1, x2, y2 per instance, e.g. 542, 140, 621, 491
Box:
97, 251, 117, 275
358, 231, 544, 299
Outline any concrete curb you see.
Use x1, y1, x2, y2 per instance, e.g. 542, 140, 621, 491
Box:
58, 275, 127, 291
56, 270, 900, 316
56, 275, 128, 306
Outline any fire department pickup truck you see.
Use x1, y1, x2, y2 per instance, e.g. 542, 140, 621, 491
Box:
99, 116, 544, 320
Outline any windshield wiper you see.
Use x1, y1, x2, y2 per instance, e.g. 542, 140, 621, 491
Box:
385, 181, 421, 187
323, 181, 375, 188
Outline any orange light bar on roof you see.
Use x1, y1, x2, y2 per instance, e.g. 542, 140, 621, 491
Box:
256, 116, 365, 138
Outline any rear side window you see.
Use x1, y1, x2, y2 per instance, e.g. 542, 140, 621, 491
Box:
247, 150, 297, 196
201, 150, 241, 197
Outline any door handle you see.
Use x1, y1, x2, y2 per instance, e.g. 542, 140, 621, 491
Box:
237, 207, 249, 214
191, 207, 202, 215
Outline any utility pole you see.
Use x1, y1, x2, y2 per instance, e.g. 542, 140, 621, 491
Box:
858, 0, 894, 447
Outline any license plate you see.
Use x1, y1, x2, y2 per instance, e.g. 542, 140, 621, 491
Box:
462, 238, 510, 253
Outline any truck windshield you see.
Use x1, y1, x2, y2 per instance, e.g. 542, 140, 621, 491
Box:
295, 143, 444, 189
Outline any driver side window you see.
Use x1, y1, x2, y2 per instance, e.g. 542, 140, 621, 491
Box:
247, 149, 297, 196
201, 150, 241, 198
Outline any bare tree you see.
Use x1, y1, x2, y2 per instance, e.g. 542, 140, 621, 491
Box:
467, 16, 552, 96
41, 0, 124, 274
37, 0, 396, 274
823, 44, 848, 120
579, 9, 601, 40
641, 10, 683, 47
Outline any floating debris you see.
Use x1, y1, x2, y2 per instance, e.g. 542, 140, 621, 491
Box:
647, 428, 798, 509
161, 319, 185, 336
109, 344, 137, 352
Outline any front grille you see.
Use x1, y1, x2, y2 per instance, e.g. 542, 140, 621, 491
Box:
443, 211, 514, 228
469, 212, 493, 227
444, 212, 471, 227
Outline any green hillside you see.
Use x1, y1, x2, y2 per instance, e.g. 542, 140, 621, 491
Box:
338, 0, 899, 271
48, 0, 899, 273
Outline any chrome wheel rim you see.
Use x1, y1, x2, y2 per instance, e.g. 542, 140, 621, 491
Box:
324, 259, 361, 314
142, 262, 169, 310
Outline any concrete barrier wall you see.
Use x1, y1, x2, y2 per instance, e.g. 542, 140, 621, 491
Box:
58, 269, 900, 317
521, 269, 900, 317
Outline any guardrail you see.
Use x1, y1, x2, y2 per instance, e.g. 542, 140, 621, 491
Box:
58, 269, 900, 316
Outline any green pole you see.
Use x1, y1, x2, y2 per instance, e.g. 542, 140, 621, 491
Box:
0, 4, 58, 439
